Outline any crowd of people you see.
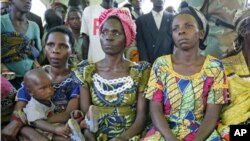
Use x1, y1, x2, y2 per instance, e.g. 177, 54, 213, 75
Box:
1, 0, 249, 141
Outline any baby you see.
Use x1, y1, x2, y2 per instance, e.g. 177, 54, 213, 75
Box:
22, 68, 84, 141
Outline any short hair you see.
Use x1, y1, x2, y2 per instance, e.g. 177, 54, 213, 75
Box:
45, 25, 75, 48
24, 68, 50, 88
45, 9, 63, 30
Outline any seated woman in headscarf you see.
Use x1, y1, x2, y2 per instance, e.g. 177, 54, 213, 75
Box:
73, 8, 151, 141
217, 9, 250, 141
141, 4, 229, 141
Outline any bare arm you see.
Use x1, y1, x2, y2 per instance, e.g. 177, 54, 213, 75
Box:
80, 86, 96, 141
32, 120, 69, 138
150, 101, 179, 141
193, 104, 222, 141
48, 97, 79, 123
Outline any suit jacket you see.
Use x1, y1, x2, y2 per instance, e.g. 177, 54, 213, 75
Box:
136, 11, 174, 64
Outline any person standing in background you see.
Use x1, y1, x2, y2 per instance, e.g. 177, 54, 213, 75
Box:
130, 0, 144, 20
66, 8, 87, 66
1, 0, 42, 89
136, 0, 174, 64
80, 0, 115, 63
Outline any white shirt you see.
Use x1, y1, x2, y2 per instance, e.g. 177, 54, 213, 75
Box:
80, 5, 106, 62
152, 10, 164, 30
23, 97, 55, 125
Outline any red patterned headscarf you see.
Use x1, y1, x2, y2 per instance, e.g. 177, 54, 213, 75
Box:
99, 8, 136, 48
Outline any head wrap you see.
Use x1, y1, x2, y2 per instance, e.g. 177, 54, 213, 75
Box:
178, 2, 209, 50
234, 9, 250, 33
99, 8, 136, 48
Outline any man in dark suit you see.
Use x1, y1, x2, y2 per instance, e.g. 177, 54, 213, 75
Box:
136, 0, 174, 64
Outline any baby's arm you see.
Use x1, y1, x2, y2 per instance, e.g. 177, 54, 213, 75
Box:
48, 97, 79, 123
32, 120, 69, 138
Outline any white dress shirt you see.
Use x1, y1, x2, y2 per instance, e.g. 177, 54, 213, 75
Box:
152, 10, 164, 30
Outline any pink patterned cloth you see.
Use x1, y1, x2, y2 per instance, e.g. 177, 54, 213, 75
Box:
1, 76, 14, 99
99, 8, 136, 48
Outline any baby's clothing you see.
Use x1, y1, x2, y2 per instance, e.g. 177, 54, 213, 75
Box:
23, 97, 55, 125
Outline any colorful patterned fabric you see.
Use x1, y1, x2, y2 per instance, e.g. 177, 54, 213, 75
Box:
143, 55, 229, 141
218, 51, 250, 141
1, 32, 40, 63
74, 60, 151, 140
124, 41, 139, 62
1, 76, 16, 127
16, 65, 80, 113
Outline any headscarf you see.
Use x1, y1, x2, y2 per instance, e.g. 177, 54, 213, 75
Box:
178, 2, 209, 50
99, 8, 136, 48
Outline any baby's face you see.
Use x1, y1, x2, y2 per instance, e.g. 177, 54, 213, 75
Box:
30, 76, 54, 101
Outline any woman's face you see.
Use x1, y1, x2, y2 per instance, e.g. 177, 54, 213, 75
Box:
45, 32, 72, 68
172, 14, 204, 50
100, 18, 126, 55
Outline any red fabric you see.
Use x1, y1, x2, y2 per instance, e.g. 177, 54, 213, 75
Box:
99, 8, 136, 48
1, 76, 13, 99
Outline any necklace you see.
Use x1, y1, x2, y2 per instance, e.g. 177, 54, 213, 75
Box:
93, 73, 134, 95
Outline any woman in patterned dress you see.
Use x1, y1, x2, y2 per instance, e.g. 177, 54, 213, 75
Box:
74, 8, 151, 141
141, 4, 229, 141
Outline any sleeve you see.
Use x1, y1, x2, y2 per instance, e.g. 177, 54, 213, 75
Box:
144, 59, 164, 103
69, 84, 80, 98
138, 61, 151, 93
207, 60, 229, 104
80, 7, 89, 35
73, 60, 93, 89
16, 83, 31, 102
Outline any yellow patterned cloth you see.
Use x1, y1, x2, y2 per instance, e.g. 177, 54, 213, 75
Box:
218, 51, 250, 141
